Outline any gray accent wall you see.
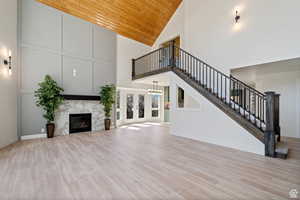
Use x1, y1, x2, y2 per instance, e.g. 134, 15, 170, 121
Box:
0, 0, 18, 148
20, 0, 116, 136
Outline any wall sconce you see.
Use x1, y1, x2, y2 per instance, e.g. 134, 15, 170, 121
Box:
3, 51, 12, 76
235, 10, 241, 23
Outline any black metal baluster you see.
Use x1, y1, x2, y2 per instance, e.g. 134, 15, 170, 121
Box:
192, 58, 195, 79
190, 56, 192, 77
221, 75, 223, 100
243, 86, 245, 118
202, 63, 204, 86
209, 68, 211, 91
248, 89, 250, 121
187, 54, 190, 75
213, 70, 216, 94
206, 65, 208, 89
225, 77, 227, 103
199, 61, 201, 84
183, 52, 185, 72
263, 97, 265, 123
217, 73, 219, 98
259, 96, 261, 128
238, 83, 241, 113
196, 60, 198, 82
229, 76, 232, 106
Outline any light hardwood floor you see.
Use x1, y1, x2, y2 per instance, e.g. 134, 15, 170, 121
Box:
0, 122, 299, 200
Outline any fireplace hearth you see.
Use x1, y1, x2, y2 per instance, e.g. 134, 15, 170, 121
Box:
69, 113, 92, 134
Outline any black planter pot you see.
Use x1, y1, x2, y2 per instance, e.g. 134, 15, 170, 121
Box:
46, 123, 55, 138
104, 119, 111, 130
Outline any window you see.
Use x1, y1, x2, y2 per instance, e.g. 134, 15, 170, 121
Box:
164, 87, 170, 110
151, 95, 160, 118
116, 91, 120, 120
138, 95, 145, 118
177, 87, 184, 108
126, 94, 134, 119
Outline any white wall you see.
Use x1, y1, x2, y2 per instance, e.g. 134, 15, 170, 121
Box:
116, 35, 165, 124
117, 35, 151, 89
183, 0, 300, 73
232, 64, 300, 138
0, 0, 18, 148
169, 72, 265, 155
152, 2, 185, 49
20, 0, 117, 136
153, 0, 300, 74
257, 72, 300, 138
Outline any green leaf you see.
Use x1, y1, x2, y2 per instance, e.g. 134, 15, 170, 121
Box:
34, 75, 64, 123
99, 84, 116, 119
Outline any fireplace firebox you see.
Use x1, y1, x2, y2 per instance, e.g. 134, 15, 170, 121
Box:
69, 113, 92, 134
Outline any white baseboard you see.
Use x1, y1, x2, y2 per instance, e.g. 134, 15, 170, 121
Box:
21, 134, 47, 140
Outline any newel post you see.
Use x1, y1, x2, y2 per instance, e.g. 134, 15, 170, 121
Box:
264, 91, 277, 157
274, 94, 280, 142
132, 59, 136, 78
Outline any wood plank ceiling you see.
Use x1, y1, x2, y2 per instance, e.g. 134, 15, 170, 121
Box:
36, 0, 182, 46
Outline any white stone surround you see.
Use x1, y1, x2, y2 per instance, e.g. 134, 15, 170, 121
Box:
54, 100, 105, 136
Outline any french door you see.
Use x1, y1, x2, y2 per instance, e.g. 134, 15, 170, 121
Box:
125, 93, 145, 123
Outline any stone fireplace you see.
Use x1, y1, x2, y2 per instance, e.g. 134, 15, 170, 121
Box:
54, 96, 106, 136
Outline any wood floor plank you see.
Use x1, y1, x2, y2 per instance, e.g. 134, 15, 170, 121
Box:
0, 122, 299, 200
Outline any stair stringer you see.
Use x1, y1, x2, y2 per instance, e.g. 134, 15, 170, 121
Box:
169, 72, 265, 155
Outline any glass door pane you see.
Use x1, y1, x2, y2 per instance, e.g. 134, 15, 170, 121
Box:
126, 94, 134, 119
116, 91, 120, 121
138, 95, 145, 119
151, 95, 160, 118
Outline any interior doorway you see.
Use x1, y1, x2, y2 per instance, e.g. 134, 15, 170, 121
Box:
160, 36, 180, 67
160, 36, 180, 48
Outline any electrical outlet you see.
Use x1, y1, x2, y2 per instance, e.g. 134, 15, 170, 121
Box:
41, 128, 45, 133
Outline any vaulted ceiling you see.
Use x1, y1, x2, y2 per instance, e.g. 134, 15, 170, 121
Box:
36, 0, 182, 46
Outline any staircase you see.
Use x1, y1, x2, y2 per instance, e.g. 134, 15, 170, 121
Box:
132, 44, 288, 159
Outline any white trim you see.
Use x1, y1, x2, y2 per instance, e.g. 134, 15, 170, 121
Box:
176, 108, 202, 112
21, 134, 47, 140
117, 87, 148, 92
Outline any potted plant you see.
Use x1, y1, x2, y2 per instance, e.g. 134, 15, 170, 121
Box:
35, 75, 64, 138
99, 84, 116, 130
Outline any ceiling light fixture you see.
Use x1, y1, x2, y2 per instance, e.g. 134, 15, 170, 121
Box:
148, 81, 162, 95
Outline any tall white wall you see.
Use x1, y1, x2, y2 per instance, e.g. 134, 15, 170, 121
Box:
0, 0, 18, 148
183, 0, 300, 73
169, 72, 265, 155
117, 35, 151, 89
153, 0, 300, 74
152, 2, 185, 49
